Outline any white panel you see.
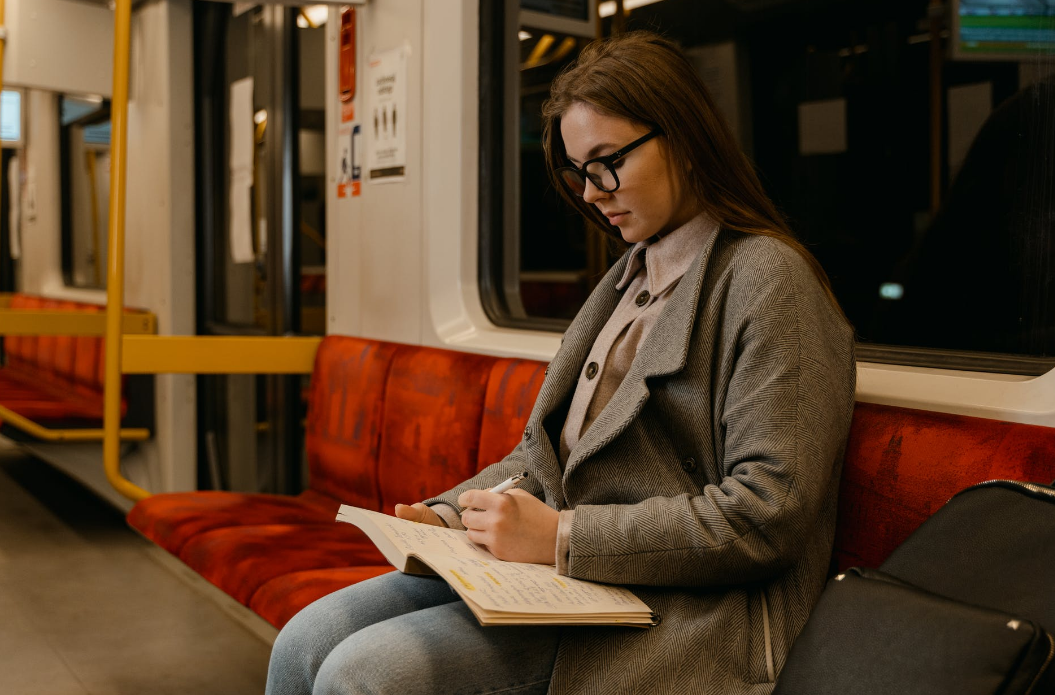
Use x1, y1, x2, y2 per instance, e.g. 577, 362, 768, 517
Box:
421, 0, 562, 360
122, 0, 197, 493
331, 0, 423, 344
4, 0, 115, 97
20, 90, 64, 296
327, 6, 357, 335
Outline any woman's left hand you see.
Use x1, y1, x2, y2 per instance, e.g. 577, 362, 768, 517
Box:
457, 489, 559, 565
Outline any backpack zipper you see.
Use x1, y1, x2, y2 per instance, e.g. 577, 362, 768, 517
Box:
950, 480, 1055, 504
1024, 631, 1054, 695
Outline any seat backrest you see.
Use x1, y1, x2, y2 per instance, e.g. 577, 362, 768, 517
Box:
833, 402, 1055, 572
5, 294, 42, 368
375, 345, 497, 513
304, 336, 401, 510
477, 358, 547, 471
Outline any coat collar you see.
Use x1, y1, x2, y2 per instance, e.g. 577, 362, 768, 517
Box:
526, 223, 725, 495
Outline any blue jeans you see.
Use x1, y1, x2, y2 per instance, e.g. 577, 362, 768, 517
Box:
266, 571, 561, 695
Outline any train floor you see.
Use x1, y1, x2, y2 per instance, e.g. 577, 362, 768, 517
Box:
0, 442, 271, 695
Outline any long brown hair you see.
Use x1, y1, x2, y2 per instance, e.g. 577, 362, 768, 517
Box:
541, 31, 843, 313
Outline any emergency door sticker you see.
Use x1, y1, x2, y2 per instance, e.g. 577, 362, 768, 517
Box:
367, 45, 408, 183
337, 123, 362, 198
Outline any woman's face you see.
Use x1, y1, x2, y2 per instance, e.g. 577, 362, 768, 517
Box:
560, 102, 699, 244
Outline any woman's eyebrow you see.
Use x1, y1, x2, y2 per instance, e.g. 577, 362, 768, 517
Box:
567, 143, 617, 165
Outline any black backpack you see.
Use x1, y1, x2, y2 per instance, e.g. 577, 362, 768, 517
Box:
774, 480, 1055, 695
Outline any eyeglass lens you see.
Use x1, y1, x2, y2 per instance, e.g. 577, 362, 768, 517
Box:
560, 162, 618, 196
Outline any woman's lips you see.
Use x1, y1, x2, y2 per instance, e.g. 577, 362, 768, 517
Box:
605, 212, 629, 225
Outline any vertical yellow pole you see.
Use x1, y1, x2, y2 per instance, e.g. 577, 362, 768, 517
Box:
0, 0, 6, 98
104, 0, 150, 501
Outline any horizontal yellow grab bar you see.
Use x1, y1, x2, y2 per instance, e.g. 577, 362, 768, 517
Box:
0, 404, 151, 442
121, 336, 322, 374
0, 309, 157, 335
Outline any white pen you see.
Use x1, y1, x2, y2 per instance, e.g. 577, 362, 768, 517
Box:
460, 471, 530, 515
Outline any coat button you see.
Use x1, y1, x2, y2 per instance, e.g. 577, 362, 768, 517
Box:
681, 457, 697, 473
524, 427, 532, 440
544, 366, 550, 376
635, 290, 651, 307
585, 362, 598, 379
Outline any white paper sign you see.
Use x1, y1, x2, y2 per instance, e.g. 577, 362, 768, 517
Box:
367, 46, 408, 183
229, 76, 256, 263
8, 156, 20, 260
798, 98, 847, 156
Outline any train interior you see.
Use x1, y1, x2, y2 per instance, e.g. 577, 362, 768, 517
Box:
0, 0, 1053, 692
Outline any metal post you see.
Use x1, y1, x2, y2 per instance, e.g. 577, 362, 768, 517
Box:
104, 0, 150, 501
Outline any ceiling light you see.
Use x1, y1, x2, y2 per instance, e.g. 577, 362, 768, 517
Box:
519, 30, 533, 41
598, 0, 664, 19
299, 5, 329, 28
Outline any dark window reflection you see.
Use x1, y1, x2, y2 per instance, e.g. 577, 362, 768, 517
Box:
507, 0, 1055, 365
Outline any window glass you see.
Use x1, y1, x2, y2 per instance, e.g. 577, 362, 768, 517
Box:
60, 95, 111, 290
489, 0, 1055, 371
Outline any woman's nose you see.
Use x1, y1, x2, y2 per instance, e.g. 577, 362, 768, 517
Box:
582, 178, 607, 204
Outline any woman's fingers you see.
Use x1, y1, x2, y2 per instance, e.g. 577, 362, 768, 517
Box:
394, 503, 443, 526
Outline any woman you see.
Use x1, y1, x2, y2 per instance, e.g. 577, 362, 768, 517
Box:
268, 31, 856, 695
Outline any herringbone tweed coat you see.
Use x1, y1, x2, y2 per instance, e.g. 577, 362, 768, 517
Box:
426, 227, 856, 694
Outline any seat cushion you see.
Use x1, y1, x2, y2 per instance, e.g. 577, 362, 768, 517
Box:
833, 402, 1055, 572
178, 523, 390, 605
128, 489, 339, 555
0, 366, 110, 421
249, 566, 395, 629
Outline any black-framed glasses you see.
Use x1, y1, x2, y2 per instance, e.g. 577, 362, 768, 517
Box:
555, 129, 663, 197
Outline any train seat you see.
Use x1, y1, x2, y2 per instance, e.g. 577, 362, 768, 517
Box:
127, 335, 546, 626
0, 293, 136, 431
832, 402, 1055, 572
127, 334, 1055, 632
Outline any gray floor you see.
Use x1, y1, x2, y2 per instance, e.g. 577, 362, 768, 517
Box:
0, 443, 271, 695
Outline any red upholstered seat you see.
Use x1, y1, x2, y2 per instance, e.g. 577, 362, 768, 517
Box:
132, 332, 1054, 638
477, 358, 547, 470
0, 293, 132, 427
127, 489, 339, 555
375, 346, 497, 512
126, 336, 549, 627
250, 566, 395, 629
128, 337, 401, 551
832, 402, 1055, 572
179, 523, 388, 605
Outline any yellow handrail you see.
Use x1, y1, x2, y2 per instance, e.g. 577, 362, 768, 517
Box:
0, 404, 150, 442
0, 308, 156, 335
121, 336, 321, 374
104, 0, 148, 502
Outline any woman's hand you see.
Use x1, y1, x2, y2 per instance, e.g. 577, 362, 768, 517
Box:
458, 489, 559, 565
394, 503, 444, 527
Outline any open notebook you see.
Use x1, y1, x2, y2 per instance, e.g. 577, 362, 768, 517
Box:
336, 505, 657, 627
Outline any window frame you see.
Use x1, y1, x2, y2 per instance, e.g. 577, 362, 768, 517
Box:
476, 1, 1055, 376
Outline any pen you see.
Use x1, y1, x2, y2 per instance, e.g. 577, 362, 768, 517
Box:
460, 471, 530, 515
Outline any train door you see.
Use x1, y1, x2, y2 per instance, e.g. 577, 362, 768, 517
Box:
193, 1, 325, 494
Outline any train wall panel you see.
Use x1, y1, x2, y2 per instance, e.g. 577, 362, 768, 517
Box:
3, 0, 114, 97
327, 0, 425, 345
15, 0, 198, 498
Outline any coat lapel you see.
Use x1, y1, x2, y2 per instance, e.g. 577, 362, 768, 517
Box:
522, 251, 632, 509
563, 229, 723, 479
